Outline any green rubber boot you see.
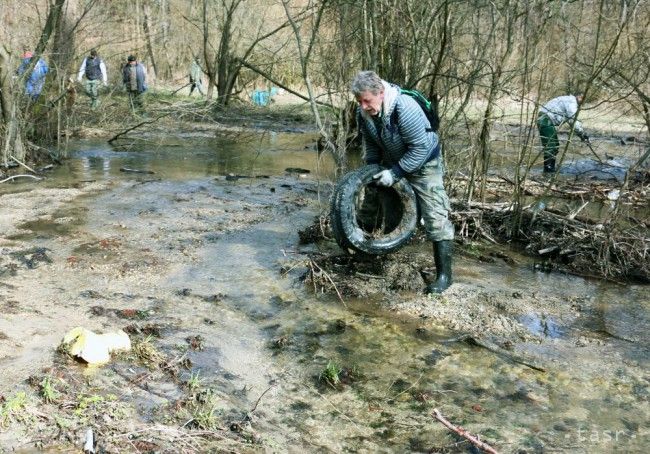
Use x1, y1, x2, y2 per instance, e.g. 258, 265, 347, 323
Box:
426, 240, 453, 294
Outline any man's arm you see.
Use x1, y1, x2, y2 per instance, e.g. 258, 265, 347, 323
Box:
77, 58, 86, 82
100, 60, 108, 85
564, 97, 586, 138
362, 131, 382, 165
394, 97, 438, 177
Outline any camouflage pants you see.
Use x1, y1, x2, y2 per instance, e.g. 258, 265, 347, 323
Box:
84, 79, 100, 108
406, 157, 455, 242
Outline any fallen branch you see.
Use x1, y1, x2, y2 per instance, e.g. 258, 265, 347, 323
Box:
0, 174, 43, 183
10, 155, 37, 173
237, 59, 334, 109
567, 201, 590, 220
456, 335, 547, 372
355, 272, 385, 280
171, 82, 192, 96
119, 167, 155, 174
432, 408, 500, 454
107, 112, 172, 145
584, 141, 604, 164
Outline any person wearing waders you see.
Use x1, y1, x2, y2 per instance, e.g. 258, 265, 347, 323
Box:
351, 70, 454, 294
77, 49, 108, 108
537, 94, 590, 173
122, 55, 147, 114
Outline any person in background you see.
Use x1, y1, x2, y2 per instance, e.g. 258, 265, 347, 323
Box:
189, 58, 204, 96
351, 70, 454, 294
77, 49, 108, 108
16, 51, 48, 100
122, 55, 147, 114
537, 94, 590, 173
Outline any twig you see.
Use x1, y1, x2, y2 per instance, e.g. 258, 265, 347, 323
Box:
105, 424, 239, 446
460, 335, 547, 372
478, 227, 498, 244
390, 373, 423, 400
584, 141, 604, 164
119, 167, 155, 174
0, 174, 43, 183
566, 201, 589, 220
432, 408, 500, 454
354, 272, 385, 280
236, 59, 334, 109
309, 257, 346, 307
303, 383, 362, 430
249, 385, 274, 414
280, 261, 303, 277
10, 155, 37, 173
171, 82, 192, 95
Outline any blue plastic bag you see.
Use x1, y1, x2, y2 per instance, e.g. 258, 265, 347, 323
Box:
252, 89, 270, 106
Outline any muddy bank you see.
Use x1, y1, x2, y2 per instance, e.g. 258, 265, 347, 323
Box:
304, 194, 649, 360
1, 139, 648, 453
306, 231, 589, 343
0, 170, 320, 451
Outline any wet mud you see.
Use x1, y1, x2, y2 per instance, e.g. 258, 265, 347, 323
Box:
0, 137, 648, 453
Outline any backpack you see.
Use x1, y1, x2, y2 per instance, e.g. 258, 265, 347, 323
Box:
391, 88, 440, 133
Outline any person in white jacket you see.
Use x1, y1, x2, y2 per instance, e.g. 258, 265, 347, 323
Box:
537, 94, 590, 173
77, 49, 107, 108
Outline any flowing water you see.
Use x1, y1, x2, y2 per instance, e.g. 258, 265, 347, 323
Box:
1, 132, 648, 453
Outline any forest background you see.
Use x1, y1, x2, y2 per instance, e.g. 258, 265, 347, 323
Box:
1, 0, 649, 168
0, 0, 648, 271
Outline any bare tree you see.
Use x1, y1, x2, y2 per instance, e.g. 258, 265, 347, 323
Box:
1, 0, 65, 165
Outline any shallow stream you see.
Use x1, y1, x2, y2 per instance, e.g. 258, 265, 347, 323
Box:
1, 132, 648, 453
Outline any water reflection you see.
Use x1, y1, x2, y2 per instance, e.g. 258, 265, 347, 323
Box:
79, 155, 112, 179
54, 133, 350, 183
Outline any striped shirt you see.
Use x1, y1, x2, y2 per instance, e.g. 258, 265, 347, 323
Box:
358, 83, 439, 178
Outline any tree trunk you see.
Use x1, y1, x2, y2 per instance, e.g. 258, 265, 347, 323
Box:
1, 0, 65, 164
202, 0, 215, 100
52, 0, 78, 76
0, 46, 26, 165
143, 2, 159, 79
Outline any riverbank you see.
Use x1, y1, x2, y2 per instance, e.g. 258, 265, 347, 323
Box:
0, 98, 648, 452
1, 136, 648, 452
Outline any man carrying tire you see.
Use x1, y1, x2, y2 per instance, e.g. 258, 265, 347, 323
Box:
351, 70, 454, 294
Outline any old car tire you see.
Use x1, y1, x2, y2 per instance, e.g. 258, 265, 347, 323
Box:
329, 169, 358, 253
330, 164, 419, 255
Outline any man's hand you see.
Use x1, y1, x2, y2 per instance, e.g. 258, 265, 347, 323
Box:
577, 131, 590, 144
373, 169, 396, 187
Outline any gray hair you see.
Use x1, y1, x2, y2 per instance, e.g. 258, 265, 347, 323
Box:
351, 71, 384, 96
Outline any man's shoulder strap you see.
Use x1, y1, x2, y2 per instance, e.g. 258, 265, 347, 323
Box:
391, 87, 439, 133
